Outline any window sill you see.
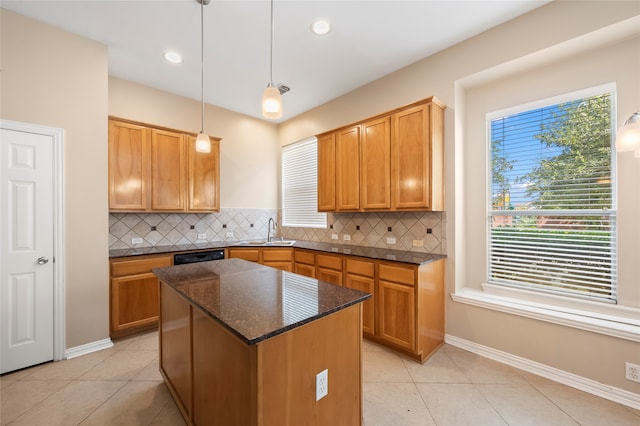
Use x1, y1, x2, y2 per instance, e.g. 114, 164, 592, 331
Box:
450, 286, 640, 343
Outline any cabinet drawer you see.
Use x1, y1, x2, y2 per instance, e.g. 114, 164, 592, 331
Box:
379, 263, 416, 286
228, 249, 260, 262
294, 250, 315, 265
317, 253, 343, 271
345, 258, 374, 277
111, 255, 172, 277
262, 248, 293, 262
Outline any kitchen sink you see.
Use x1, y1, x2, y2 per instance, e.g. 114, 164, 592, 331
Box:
263, 240, 296, 246
234, 240, 266, 246
233, 240, 296, 247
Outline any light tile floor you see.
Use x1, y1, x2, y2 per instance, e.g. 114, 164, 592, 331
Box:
1, 331, 639, 425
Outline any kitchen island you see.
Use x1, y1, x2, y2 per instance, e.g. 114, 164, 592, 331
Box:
153, 258, 371, 426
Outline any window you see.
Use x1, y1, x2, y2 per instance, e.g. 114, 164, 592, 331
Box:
487, 87, 616, 303
282, 138, 327, 228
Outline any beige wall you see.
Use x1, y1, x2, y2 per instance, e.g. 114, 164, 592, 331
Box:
1, 9, 110, 348
280, 1, 640, 394
108, 78, 279, 209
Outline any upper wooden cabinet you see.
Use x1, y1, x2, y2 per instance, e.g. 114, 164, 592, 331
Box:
392, 102, 444, 210
336, 125, 360, 211
150, 128, 186, 211
361, 116, 391, 210
108, 120, 149, 210
108, 118, 220, 213
316, 97, 445, 212
317, 133, 336, 212
186, 135, 220, 212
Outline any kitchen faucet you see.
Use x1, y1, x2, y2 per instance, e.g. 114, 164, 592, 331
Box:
267, 218, 277, 242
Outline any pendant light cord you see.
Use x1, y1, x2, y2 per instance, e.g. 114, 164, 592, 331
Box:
200, 0, 205, 133
269, 0, 274, 85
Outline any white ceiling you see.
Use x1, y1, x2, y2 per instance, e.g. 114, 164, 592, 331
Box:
2, 0, 550, 122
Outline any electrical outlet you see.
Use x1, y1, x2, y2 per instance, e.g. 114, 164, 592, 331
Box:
626, 362, 640, 383
331, 234, 339, 240
386, 237, 396, 244
197, 233, 207, 240
413, 239, 424, 247
343, 234, 351, 241
316, 369, 328, 401
225, 232, 234, 238
131, 237, 143, 244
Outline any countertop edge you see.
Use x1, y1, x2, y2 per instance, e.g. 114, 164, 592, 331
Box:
112, 240, 446, 265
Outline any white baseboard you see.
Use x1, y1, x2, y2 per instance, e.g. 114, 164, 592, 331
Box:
444, 334, 640, 410
65, 338, 114, 360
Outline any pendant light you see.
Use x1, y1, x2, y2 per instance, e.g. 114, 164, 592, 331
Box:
262, 0, 282, 119
615, 111, 640, 157
195, 0, 211, 153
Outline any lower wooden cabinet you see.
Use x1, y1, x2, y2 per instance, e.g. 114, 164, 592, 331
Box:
316, 253, 344, 285
110, 254, 172, 339
344, 258, 375, 336
375, 260, 445, 361
227, 248, 260, 262
379, 280, 415, 350
262, 248, 294, 272
227, 247, 293, 272
294, 249, 316, 277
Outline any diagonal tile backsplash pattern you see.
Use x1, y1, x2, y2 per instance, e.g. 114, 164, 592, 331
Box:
109, 208, 445, 254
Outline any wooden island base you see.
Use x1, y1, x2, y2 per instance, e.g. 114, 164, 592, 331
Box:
160, 283, 363, 426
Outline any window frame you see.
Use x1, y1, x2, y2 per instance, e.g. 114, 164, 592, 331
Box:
485, 83, 618, 304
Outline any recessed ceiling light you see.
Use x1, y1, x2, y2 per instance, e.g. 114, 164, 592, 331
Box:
164, 51, 183, 64
311, 19, 331, 36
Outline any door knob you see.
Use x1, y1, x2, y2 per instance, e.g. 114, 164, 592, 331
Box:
37, 257, 49, 265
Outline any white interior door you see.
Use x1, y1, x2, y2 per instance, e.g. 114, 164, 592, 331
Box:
1, 127, 55, 374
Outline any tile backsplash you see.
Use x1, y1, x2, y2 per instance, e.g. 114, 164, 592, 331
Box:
109, 208, 445, 254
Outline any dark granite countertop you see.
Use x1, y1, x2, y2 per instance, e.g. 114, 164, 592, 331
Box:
110, 240, 445, 265
153, 258, 371, 345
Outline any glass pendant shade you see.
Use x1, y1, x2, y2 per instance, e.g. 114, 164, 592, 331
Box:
262, 84, 282, 119
195, 131, 211, 153
615, 112, 640, 154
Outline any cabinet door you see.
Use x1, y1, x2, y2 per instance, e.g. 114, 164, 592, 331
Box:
344, 273, 375, 335
262, 248, 293, 272
108, 120, 149, 210
187, 135, 220, 212
317, 268, 343, 286
151, 128, 186, 211
392, 104, 430, 210
160, 283, 192, 418
294, 263, 315, 278
317, 132, 336, 212
336, 125, 360, 211
379, 280, 415, 350
361, 116, 391, 210
111, 273, 160, 333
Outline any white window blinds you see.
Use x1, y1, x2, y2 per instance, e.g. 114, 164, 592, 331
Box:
488, 90, 617, 303
282, 138, 327, 228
